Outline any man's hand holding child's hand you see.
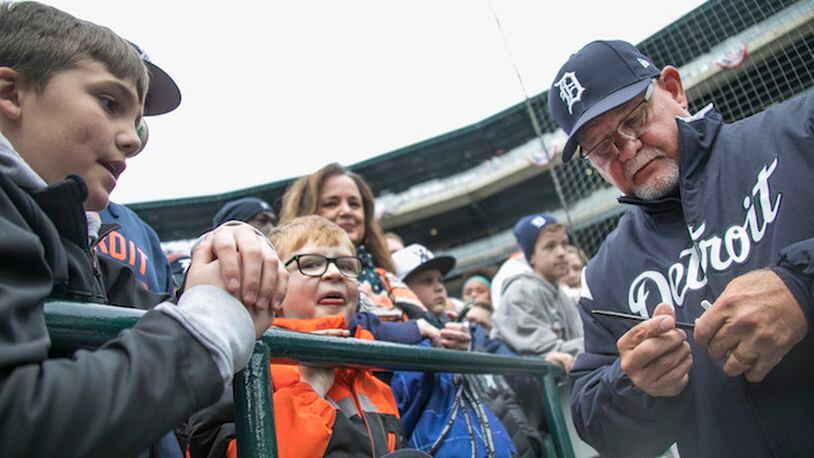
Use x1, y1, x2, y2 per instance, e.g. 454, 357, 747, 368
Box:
186, 223, 288, 338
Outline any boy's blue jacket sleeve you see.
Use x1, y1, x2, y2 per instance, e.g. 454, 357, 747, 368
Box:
569, 296, 692, 457
352, 311, 422, 344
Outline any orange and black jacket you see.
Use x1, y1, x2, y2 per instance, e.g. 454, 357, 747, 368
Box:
219, 315, 407, 458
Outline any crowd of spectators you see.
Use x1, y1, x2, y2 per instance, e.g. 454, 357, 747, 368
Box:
4, 2, 812, 458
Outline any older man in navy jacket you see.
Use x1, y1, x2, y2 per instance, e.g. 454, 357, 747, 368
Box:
548, 40, 813, 457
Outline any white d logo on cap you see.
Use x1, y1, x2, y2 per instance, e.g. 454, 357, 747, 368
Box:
554, 72, 585, 115
531, 216, 547, 228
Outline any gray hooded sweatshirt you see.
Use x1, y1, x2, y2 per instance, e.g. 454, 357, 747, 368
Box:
491, 272, 584, 357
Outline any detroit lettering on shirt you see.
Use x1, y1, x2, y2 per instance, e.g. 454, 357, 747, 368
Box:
583, 95, 814, 323
95, 202, 173, 294
626, 158, 780, 317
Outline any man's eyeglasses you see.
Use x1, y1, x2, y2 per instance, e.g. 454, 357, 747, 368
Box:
578, 79, 656, 167
285, 254, 363, 279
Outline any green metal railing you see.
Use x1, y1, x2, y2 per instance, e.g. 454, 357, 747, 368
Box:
44, 300, 574, 458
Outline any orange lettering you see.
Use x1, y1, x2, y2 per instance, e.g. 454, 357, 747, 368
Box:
109, 231, 127, 261
128, 241, 136, 266
96, 237, 109, 254
137, 248, 149, 275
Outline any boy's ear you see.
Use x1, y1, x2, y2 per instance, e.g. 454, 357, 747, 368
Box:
0, 67, 24, 121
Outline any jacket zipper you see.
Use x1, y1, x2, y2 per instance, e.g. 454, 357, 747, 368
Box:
348, 372, 377, 457
87, 224, 117, 302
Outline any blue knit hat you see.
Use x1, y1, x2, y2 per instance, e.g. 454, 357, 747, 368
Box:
212, 197, 275, 229
513, 213, 558, 261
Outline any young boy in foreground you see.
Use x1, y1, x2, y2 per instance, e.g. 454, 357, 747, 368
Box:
218, 215, 418, 458
0, 3, 284, 456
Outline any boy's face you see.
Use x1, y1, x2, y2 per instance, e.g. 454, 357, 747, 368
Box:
530, 228, 569, 284
406, 269, 448, 317
280, 241, 358, 322
2, 60, 143, 210
247, 210, 277, 237
561, 252, 583, 288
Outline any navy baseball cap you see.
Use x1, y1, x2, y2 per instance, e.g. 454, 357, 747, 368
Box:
129, 41, 181, 116
548, 40, 660, 162
212, 197, 275, 229
513, 213, 558, 262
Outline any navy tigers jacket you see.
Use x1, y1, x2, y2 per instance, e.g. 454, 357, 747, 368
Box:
571, 94, 814, 458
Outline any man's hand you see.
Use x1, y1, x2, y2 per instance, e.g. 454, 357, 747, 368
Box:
545, 351, 575, 374
438, 322, 471, 351
694, 269, 809, 382
617, 303, 693, 397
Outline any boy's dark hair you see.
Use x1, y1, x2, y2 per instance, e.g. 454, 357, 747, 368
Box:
0, 1, 148, 99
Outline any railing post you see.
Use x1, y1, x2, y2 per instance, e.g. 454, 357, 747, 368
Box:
539, 373, 575, 458
234, 341, 277, 458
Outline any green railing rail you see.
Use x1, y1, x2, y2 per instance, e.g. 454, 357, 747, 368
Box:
45, 300, 575, 458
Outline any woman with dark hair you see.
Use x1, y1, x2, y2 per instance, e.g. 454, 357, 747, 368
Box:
281, 163, 392, 269
280, 163, 439, 342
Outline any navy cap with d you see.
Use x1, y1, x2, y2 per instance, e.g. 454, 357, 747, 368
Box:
547, 40, 660, 162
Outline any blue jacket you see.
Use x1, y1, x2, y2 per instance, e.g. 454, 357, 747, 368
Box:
571, 95, 814, 457
391, 340, 517, 458
97, 202, 173, 294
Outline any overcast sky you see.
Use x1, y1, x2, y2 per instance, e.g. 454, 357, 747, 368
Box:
42, 0, 705, 204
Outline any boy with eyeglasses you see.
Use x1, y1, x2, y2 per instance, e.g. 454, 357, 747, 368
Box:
200, 216, 424, 458
549, 40, 814, 457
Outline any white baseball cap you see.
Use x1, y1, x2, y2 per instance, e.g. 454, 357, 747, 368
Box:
392, 244, 456, 282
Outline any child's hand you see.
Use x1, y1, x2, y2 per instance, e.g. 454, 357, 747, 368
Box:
545, 351, 575, 374
311, 329, 351, 338
416, 318, 441, 346
299, 365, 335, 397
206, 223, 288, 316
205, 223, 288, 310
186, 248, 229, 292
439, 322, 471, 351
186, 230, 279, 338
